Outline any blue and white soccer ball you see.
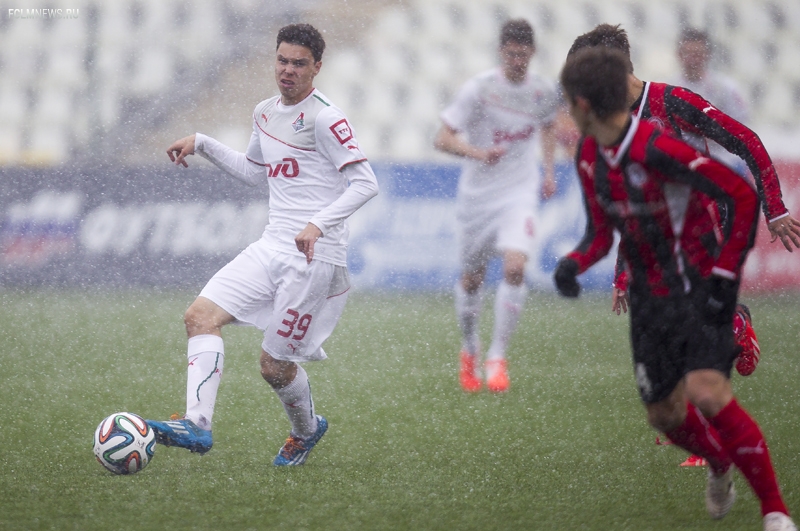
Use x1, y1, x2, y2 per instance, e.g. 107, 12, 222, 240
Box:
93, 412, 156, 474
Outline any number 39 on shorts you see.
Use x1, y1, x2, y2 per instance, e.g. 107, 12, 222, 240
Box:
277, 309, 313, 340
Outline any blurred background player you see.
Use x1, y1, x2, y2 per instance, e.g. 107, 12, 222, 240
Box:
433, 19, 558, 393
555, 46, 795, 531
674, 28, 751, 175
146, 24, 379, 466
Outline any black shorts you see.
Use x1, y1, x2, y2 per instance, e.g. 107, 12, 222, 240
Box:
629, 282, 738, 404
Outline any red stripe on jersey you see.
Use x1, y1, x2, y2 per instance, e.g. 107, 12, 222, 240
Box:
246, 156, 267, 167
569, 119, 758, 297
634, 81, 786, 222
339, 158, 368, 171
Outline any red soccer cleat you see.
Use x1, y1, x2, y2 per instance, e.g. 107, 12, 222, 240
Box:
680, 454, 708, 467
460, 351, 482, 392
733, 304, 760, 376
485, 359, 509, 393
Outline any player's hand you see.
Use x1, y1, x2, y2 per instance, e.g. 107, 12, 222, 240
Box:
768, 215, 800, 252
167, 134, 197, 167
295, 223, 323, 264
611, 287, 629, 315
481, 146, 506, 165
541, 174, 556, 200
554, 257, 581, 298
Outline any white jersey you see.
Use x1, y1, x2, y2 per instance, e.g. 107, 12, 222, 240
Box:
196, 88, 378, 267
440, 68, 558, 209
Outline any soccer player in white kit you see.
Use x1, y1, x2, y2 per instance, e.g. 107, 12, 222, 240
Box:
146, 24, 379, 466
674, 28, 751, 173
433, 19, 558, 393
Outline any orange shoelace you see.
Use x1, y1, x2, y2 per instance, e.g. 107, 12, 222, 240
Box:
280, 436, 305, 457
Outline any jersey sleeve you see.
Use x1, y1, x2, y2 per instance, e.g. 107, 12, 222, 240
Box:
439, 76, 481, 132
537, 79, 560, 126
565, 139, 617, 273
308, 161, 379, 236
647, 133, 759, 279
665, 86, 786, 223
315, 106, 368, 171
195, 123, 267, 187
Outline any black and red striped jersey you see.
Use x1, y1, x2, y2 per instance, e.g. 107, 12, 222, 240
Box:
569, 117, 759, 297
632, 81, 786, 223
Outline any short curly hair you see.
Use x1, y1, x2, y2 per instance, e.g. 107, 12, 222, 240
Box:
567, 24, 633, 73
561, 47, 629, 119
500, 19, 534, 48
276, 23, 326, 62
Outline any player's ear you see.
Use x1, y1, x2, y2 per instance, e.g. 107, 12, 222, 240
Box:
575, 96, 592, 115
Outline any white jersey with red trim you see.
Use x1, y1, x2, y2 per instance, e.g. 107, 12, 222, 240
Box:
440, 68, 558, 209
242, 88, 372, 266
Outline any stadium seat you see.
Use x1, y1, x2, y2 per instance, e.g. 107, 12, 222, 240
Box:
759, 83, 795, 126
0, 126, 23, 163
736, 2, 777, 40
0, 85, 28, 127
31, 88, 73, 127
27, 125, 69, 163
129, 47, 174, 96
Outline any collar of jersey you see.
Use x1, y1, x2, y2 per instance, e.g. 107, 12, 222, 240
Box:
600, 115, 640, 169
633, 81, 651, 121
276, 88, 316, 110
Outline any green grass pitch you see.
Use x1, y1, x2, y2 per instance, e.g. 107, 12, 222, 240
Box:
0, 289, 797, 530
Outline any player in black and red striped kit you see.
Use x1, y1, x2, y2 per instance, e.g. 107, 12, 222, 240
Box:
568, 24, 800, 382
555, 46, 795, 531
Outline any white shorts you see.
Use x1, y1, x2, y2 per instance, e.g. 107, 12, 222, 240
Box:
456, 200, 537, 275
199, 240, 350, 362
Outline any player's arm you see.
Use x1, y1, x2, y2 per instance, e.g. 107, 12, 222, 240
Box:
555, 141, 616, 297
298, 160, 378, 264
649, 134, 759, 278
611, 253, 630, 315
297, 110, 379, 263
192, 126, 268, 187
433, 124, 505, 165
667, 87, 800, 250
540, 121, 557, 199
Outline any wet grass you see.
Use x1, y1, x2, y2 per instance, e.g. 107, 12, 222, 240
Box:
0, 288, 797, 530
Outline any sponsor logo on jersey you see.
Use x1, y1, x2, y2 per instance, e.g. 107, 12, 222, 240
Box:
647, 117, 666, 130
626, 162, 648, 189
493, 125, 534, 144
266, 158, 300, 178
330, 119, 354, 144
579, 160, 594, 178
291, 112, 305, 132
261, 113, 269, 124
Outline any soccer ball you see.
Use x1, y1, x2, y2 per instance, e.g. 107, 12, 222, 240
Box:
93, 412, 156, 474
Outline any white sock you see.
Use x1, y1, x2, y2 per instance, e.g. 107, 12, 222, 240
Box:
274, 365, 318, 439
455, 283, 483, 356
486, 281, 527, 361
184, 334, 224, 431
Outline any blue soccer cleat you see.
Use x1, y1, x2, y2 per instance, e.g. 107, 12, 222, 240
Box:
273, 415, 328, 466
145, 416, 212, 455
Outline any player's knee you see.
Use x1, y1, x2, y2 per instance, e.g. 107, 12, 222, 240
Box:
503, 267, 525, 286
461, 273, 484, 293
184, 302, 216, 336
689, 392, 729, 418
260, 351, 296, 388
646, 403, 684, 433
